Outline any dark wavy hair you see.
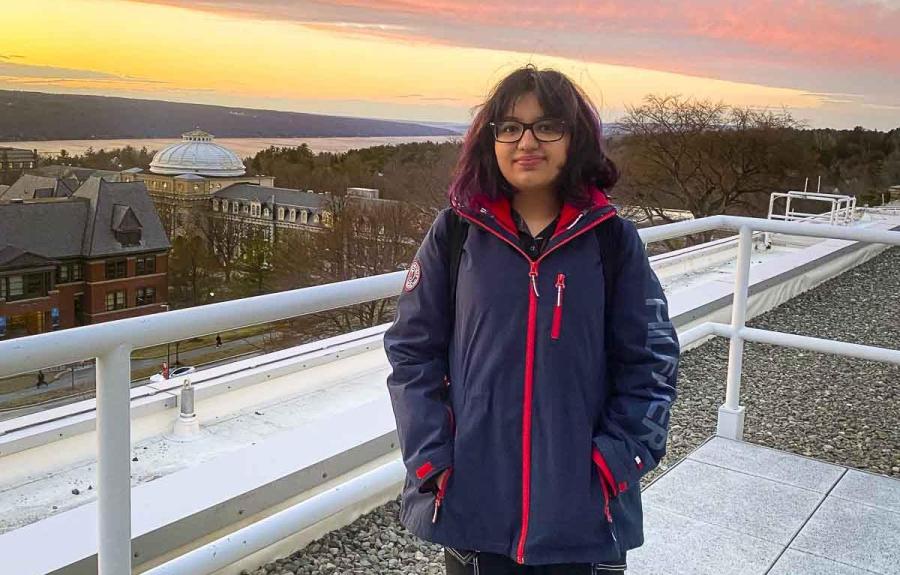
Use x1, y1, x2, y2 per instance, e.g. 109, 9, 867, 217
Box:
448, 65, 619, 210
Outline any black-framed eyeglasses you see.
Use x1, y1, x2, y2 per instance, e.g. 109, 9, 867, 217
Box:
489, 119, 567, 143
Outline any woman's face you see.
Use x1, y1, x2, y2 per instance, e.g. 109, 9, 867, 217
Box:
493, 91, 570, 196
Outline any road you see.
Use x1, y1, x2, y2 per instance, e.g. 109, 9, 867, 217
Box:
0, 333, 274, 422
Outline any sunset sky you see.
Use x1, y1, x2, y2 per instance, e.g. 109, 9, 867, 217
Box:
2, 0, 898, 130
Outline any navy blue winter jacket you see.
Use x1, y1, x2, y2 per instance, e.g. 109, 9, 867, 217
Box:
384, 188, 680, 565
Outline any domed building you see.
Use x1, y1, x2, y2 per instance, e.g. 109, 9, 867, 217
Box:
119, 130, 274, 238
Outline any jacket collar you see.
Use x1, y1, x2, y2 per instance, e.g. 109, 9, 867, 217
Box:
457, 186, 613, 240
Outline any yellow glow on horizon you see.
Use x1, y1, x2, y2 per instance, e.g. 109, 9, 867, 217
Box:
1, 0, 827, 121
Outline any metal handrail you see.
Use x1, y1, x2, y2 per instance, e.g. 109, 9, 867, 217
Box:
1, 215, 899, 574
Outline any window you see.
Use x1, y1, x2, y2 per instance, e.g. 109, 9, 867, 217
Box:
0, 276, 18, 299
9, 276, 23, 297
221, 199, 228, 211
289, 209, 296, 222
105, 259, 127, 279
57, 262, 83, 283
105, 290, 127, 311
263, 207, 270, 218
232, 202, 239, 214
136, 287, 156, 306
312, 213, 320, 224
116, 230, 142, 246
300, 210, 308, 224
278, 207, 285, 221
25, 274, 44, 297
212, 199, 219, 211
136, 256, 156, 275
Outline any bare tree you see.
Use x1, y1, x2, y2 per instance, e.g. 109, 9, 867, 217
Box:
168, 235, 219, 308
612, 95, 815, 242
283, 192, 422, 339
198, 212, 246, 283
378, 142, 460, 216
235, 226, 276, 296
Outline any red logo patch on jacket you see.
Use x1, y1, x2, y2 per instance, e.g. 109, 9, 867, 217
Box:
404, 259, 422, 292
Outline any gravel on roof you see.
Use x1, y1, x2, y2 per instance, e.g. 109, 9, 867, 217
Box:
247, 247, 900, 575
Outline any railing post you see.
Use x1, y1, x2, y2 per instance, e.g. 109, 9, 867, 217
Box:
718, 225, 752, 439
96, 344, 133, 574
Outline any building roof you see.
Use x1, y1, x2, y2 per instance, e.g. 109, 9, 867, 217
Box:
150, 130, 245, 177
29, 165, 122, 184
0, 178, 169, 264
214, 183, 329, 210
0, 174, 79, 200
0, 246, 59, 271
73, 177, 170, 256
0, 199, 90, 260
0, 147, 38, 161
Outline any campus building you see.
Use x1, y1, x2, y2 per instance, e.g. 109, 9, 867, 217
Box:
0, 177, 170, 339
118, 130, 274, 238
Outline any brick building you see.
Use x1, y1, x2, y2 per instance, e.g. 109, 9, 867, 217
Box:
0, 177, 170, 339
0, 147, 38, 186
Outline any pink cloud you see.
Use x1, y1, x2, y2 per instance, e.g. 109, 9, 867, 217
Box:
124, 0, 900, 111
315, 0, 900, 69
127, 0, 899, 71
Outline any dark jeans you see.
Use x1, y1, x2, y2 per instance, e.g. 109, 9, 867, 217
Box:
445, 548, 627, 574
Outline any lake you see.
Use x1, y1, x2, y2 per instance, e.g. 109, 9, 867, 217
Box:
0, 135, 463, 159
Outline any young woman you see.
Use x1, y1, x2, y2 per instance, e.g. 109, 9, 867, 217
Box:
384, 66, 680, 574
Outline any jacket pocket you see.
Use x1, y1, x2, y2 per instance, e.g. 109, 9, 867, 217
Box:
432, 467, 453, 523
551, 273, 566, 340
592, 447, 621, 551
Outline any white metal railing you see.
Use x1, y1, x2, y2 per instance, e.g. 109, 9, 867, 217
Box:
767, 190, 857, 226
1, 215, 899, 574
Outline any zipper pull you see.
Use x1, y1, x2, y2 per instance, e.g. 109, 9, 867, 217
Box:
479, 207, 495, 220
432, 469, 451, 523
529, 261, 540, 297
551, 273, 566, 340
555, 273, 566, 306
565, 210, 588, 231
432, 498, 441, 523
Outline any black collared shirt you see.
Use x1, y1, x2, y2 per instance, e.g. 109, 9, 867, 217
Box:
510, 208, 560, 259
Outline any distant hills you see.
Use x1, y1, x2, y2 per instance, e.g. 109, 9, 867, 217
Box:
0, 90, 466, 141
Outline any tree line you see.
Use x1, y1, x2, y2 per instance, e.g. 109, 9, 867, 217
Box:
55, 95, 899, 336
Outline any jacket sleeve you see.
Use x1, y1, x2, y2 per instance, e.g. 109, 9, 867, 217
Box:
592, 218, 680, 496
384, 209, 455, 492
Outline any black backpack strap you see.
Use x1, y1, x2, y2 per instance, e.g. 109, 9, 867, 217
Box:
447, 210, 469, 317
595, 215, 624, 303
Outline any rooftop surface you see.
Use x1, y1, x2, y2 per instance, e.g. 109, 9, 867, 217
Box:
630, 437, 900, 574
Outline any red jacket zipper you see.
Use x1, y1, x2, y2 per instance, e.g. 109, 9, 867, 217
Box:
551, 273, 566, 340
455, 207, 616, 564
432, 467, 453, 523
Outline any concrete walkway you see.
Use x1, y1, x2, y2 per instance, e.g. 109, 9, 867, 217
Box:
629, 437, 900, 574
